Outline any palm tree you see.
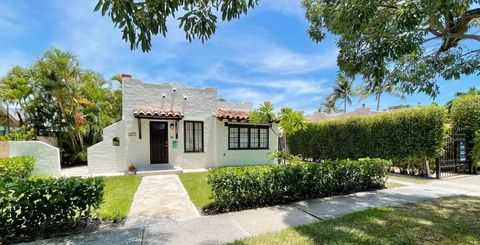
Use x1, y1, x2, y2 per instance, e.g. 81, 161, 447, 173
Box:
330, 75, 355, 113
360, 78, 405, 111
319, 96, 338, 113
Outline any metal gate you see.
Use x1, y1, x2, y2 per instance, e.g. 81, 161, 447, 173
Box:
435, 132, 471, 179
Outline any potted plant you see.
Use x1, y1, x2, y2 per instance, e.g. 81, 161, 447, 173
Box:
128, 163, 137, 175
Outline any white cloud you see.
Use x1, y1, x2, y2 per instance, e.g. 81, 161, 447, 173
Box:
261, 0, 306, 20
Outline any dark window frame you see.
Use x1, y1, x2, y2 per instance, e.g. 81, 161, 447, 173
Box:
227, 124, 269, 150
184, 121, 204, 153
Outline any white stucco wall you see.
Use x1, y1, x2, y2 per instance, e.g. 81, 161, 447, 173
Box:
87, 120, 126, 175
214, 121, 278, 167
9, 141, 61, 176
122, 79, 217, 169
86, 78, 279, 174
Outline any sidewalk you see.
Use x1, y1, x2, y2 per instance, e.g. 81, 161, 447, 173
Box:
31, 175, 480, 245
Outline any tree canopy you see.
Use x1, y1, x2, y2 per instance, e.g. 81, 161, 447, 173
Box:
95, 0, 258, 52
303, 0, 480, 97
0, 49, 122, 165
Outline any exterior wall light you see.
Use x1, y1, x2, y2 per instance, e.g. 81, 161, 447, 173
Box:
170, 123, 175, 130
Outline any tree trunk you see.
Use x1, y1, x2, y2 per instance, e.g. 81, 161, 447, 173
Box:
424, 157, 432, 178
376, 93, 381, 111
6, 103, 10, 135
344, 99, 347, 113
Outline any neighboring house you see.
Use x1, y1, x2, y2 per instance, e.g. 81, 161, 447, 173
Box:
87, 76, 279, 175
306, 104, 383, 121
0, 106, 20, 136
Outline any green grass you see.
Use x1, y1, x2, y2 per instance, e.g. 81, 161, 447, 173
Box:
96, 175, 142, 221
179, 172, 213, 210
385, 181, 405, 188
231, 196, 480, 245
388, 174, 429, 184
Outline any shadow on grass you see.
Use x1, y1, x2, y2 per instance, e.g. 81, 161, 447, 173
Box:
232, 196, 480, 244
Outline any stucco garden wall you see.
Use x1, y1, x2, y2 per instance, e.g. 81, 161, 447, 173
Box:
87, 120, 126, 175
8, 141, 61, 176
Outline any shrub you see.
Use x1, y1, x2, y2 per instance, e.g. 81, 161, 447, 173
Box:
450, 94, 480, 140
0, 177, 104, 242
472, 132, 480, 168
289, 106, 446, 169
207, 158, 391, 212
0, 156, 35, 181
0, 127, 35, 141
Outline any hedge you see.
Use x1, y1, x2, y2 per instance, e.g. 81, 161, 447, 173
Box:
289, 106, 447, 162
207, 158, 391, 212
0, 156, 35, 181
450, 94, 480, 140
0, 177, 104, 242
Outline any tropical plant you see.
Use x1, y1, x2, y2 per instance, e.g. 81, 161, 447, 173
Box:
0, 49, 122, 166
329, 75, 355, 112
249, 102, 306, 155
303, 0, 480, 97
318, 96, 338, 113
360, 78, 405, 111
95, 0, 259, 52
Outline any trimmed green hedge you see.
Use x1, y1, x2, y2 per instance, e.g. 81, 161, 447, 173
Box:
0, 156, 35, 181
207, 158, 391, 212
289, 106, 446, 162
0, 177, 104, 242
451, 94, 480, 140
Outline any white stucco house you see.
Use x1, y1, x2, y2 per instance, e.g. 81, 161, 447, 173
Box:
87, 75, 279, 175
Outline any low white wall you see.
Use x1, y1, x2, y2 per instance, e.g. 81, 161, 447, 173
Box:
87, 120, 126, 175
9, 141, 61, 176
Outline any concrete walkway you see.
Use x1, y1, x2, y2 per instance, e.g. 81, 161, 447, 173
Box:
124, 175, 200, 226
31, 175, 480, 245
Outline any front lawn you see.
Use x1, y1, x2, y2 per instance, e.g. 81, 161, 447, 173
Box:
96, 175, 142, 221
231, 196, 480, 244
179, 172, 213, 210
388, 174, 430, 184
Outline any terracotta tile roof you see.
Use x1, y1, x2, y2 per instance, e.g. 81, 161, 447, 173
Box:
133, 108, 184, 120
214, 109, 250, 121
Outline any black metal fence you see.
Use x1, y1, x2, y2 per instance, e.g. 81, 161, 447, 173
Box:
435, 132, 471, 179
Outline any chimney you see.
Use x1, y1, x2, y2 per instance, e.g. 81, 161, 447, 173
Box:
362, 103, 366, 108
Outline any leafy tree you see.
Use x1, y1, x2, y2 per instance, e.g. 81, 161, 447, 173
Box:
0, 49, 122, 165
249, 102, 306, 158
303, 0, 480, 97
359, 77, 405, 111
95, 0, 259, 52
329, 75, 355, 113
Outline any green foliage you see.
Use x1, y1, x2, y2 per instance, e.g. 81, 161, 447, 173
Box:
289, 106, 447, 162
0, 156, 35, 181
329, 75, 355, 112
207, 158, 391, 212
0, 49, 122, 166
95, 0, 259, 52
0, 177, 104, 242
472, 132, 480, 167
450, 94, 480, 140
267, 151, 303, 165
249, 102, 305, 137
0, 127, 35, 141
179, 172, 214, 210
303, 0, 480, 97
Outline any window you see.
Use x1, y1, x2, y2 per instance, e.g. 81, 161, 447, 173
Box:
112, 137, 120, 146
184, 121, 204, 152
228, 125, 269, 150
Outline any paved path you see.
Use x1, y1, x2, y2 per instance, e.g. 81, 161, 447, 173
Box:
124, 175, 200, 226
31, 175, 480, 245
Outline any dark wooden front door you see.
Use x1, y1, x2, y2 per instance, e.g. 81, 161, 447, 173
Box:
150, 121, 168, 163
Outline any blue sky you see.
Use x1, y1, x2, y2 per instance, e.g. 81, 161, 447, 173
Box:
0, 1, 478, 114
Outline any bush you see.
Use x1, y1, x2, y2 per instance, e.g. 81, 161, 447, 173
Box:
289, 106, 446, 169
207, 158, 391, 212
0, 177, 104, 242
0, 127, 35, 141
0, 156, 35, 181
472, 132, 480, 168
450, 94, 480, 140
